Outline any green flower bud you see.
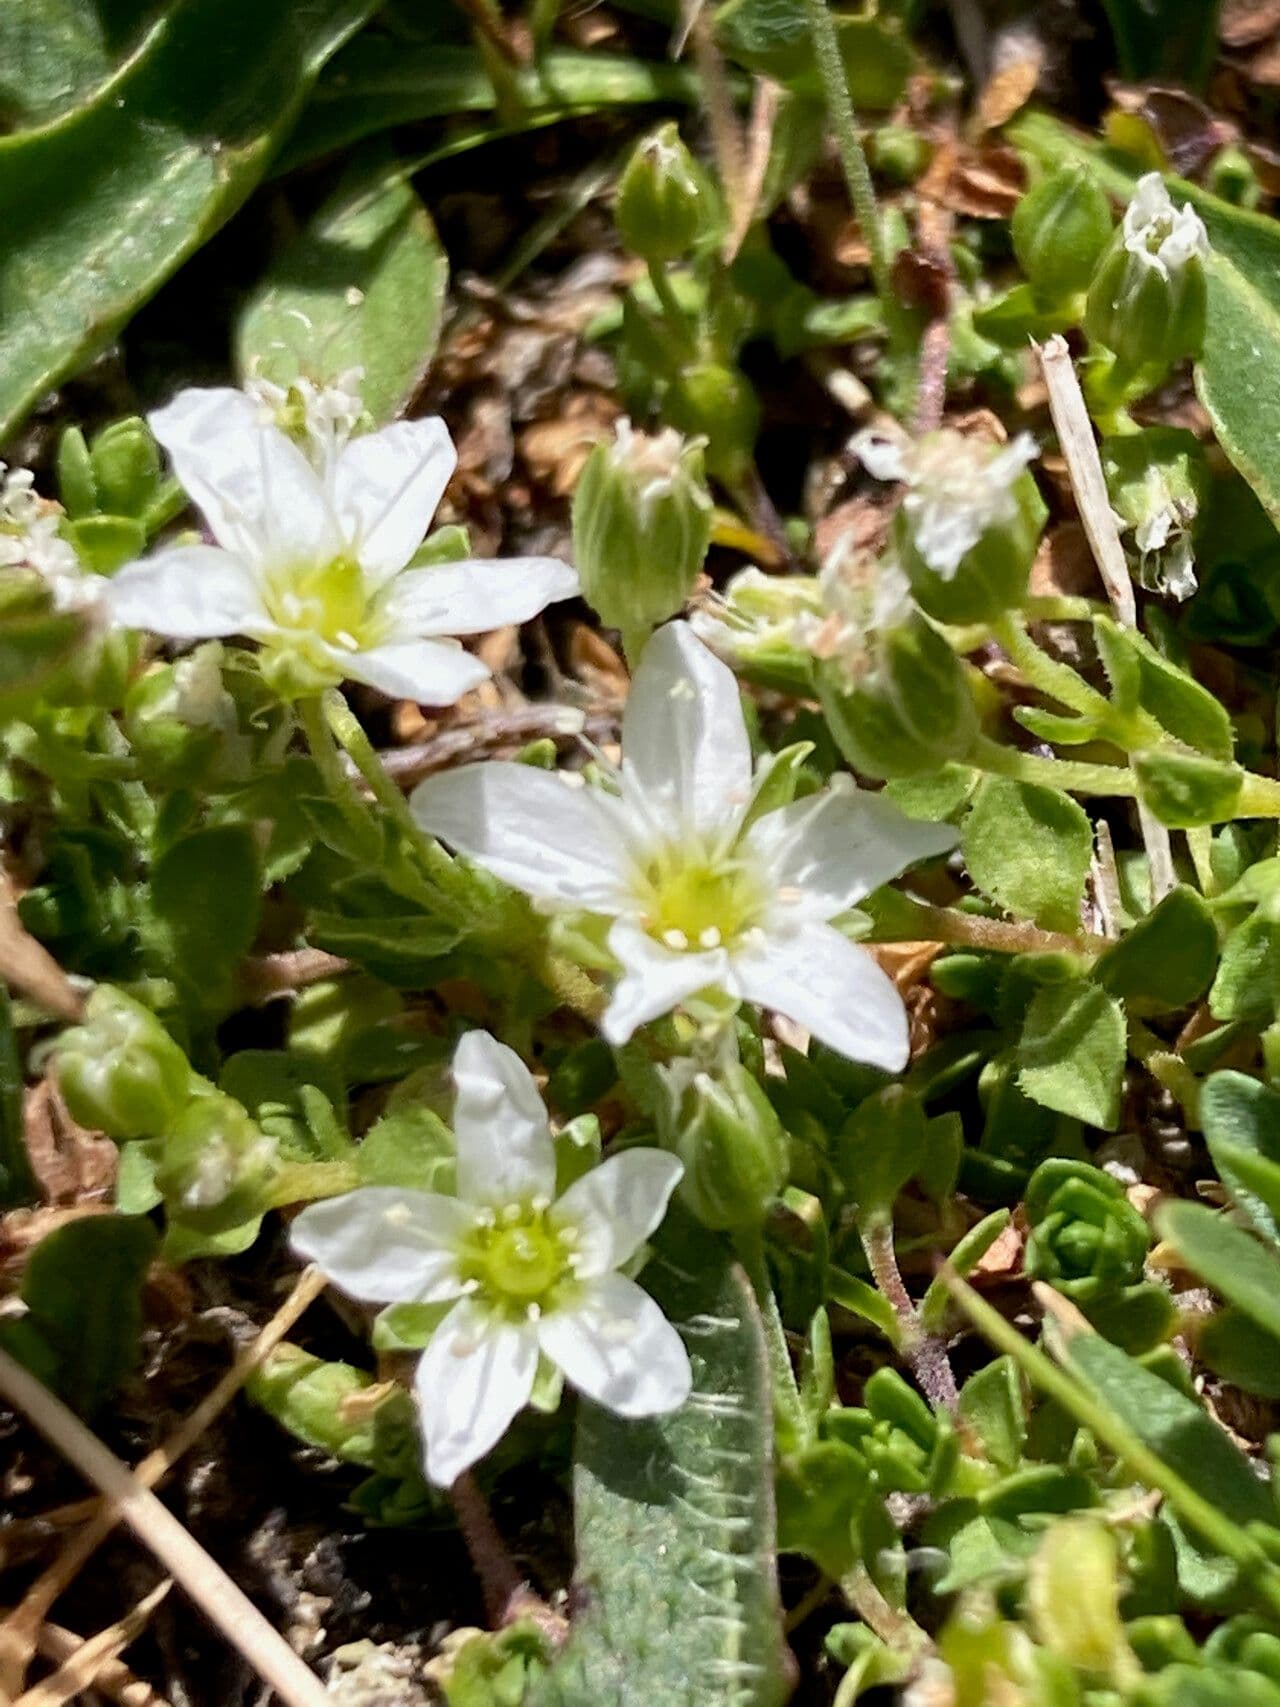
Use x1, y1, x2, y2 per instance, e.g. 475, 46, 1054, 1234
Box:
659, 1061, 787, 1229
615, 122, 710, 264
56, 426, 98, 520
1012, 165, 1113, 297
572, 420, 713, 643
667, 362, 760, 486
857, 428, 1044, 625
812, 553, 978, 779
89, 417, 163, 520
1024, 1158, 1150, 1304
56, 987, 193, 1139
154, 1093, 279, 1229
1085, 173, 1209, 378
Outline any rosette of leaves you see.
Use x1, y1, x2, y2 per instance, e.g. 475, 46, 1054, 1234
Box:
1024, 1159, 1173, 1351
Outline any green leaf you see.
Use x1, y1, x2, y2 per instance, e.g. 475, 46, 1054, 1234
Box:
528, 1215, 791, 1707
0, 1215, 157, 1416
961, 777, 1092, 932
0, 0, 375, 441
1201, 1070, 1280, 1246
1017, 980, 1126, 1131
247, 1341, 420, 1476
356, 1105, 456, 1191
1209, 915, 1280, 1026
1095, 885, 1219, 1010
837, 1085, 928, 1222
0, 0, 156, 127
1198, 1307, 1280, 1399
149, 823, 262, 999
1133, 750, 1243, 829
1158, 1198, 1280, 1352
1098, 0, 1219, 87
280, 41, 707, 173
1065, 1326, 1273, 1530
236, 140, 447, 426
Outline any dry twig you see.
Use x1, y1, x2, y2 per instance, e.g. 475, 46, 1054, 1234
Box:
0, 1267, 327, 1695
0, 1345, 330, 1707
14, 1579, 172, 1707
1036, 336, 1177, 901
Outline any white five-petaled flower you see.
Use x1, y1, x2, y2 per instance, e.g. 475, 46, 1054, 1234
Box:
104, 386, 578, 704
411, 622, 955, 1069
1122, 173, 1208, 279
854, 426, 1038, 579
290, 1030, 690, 1487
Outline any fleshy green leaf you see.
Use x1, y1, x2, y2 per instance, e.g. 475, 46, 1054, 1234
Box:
0, 0, 375, 440
236, 139, 447, 426
1017, 980, 1125, 1131
961, 778, 1092, 933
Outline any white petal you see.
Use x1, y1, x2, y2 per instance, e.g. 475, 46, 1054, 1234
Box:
384, 556, 579, 637
602, 920, 731, 1044
104, 546, 268, 639
745, 785, 956, 922
852, 429, 910, 483
452, 1030, 557, 1209
333, 417, 457, 582
339, 638, 492, 704
411, 763, 631, 910
552, 1149, 684, 1279
150, 388, 337, 565
621, 622, 753, 841
731, 922, 910, 1071
289, 1187, 473, 1304
539, 1272, 691, 1417
416, 1299, 538, 1486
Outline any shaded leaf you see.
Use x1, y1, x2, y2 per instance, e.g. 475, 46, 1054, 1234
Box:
236, 140, 447, 425
0, 0, 375, 441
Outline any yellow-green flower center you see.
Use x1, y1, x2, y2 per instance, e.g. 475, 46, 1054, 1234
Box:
459, 1205, 578, 1317
263, 556, 379, 650
638, 849, 765, 951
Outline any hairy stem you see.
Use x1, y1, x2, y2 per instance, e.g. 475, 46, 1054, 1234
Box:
861, 1216, 958, 1411
971, 734, 1138, 798
802, 0, 894, 318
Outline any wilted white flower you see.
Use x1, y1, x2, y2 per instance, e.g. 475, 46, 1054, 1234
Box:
854, 426, 1038, 579
689, 566, 825, 669
1122, 174, 1208, 279
411, 622, 954, 1069
0, 464, 99, 614
245, 366, 366, 474
104, 387, 578, 703
291, 1029, 690, 1487
803, 541, 915, 684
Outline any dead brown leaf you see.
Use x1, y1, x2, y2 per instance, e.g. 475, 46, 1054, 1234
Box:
919, 139, 1025, 219
1221, 0, 1280, 48
1106, 83, 1237, 176
22, 1080, 115, 1207
1029, 522, 1102, 599
974, 27, 1045, 134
